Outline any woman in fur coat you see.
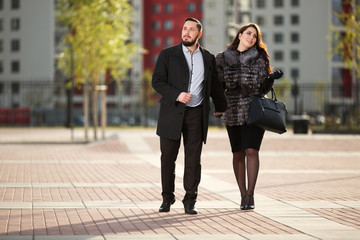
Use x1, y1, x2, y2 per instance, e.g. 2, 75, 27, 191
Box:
216, 23, 282, 210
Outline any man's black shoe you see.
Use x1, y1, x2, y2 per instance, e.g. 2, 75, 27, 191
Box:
184, 203, 198, 214
159, 199, 175, 212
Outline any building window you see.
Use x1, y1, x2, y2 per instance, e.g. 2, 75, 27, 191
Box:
274, 15, 284, 25
165, 3, 173, 13
0, 19, 3, 31
0, 83, 3, 94
256, 16, 266, 26
291, 50, 300, 60
11, 39, 20, 52
152, 21, 160, 30
274, 51, 284, 61
207, 35, 217, 44
240, 12, 251, 23
164, 20, 173, 30
291, 0, 299, 7
0, 0, 3, 10
0, 61, 3, 73
208, 1, 216, 8
291, 15, 300, 25
274, 0, 283, 7
291, 32, 300, 43
11, 18, 20, 31
152, 4, 160, 13
165, 37, 173, 47
11, 60, 20, 73
262, 33, 267, 43
187, 2, 196, 12
0, 39, 3, 52
257, 0, 265, 8
274, 33, 283, 43
208, 17, 217, 26
11, 82, 20, 94
331, 31, 346, 62
291, 68, 299, 78
152, 38, 160, 47
11, 0, 20, 9
332, 0, 351, 26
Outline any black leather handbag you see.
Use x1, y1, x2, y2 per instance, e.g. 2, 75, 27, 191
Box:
247, 88, 287, 134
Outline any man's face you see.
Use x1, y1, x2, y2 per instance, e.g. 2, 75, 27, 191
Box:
182, 20, 201, 47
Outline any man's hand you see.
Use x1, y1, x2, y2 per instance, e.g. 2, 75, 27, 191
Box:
178, 92, 192, 104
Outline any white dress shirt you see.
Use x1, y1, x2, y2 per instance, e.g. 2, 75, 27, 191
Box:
182, 44, 205, 107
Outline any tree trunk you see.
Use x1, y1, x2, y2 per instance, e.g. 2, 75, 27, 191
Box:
100, 87, 107, 139
142, 77, 148, 127
84, 86, 89, 141
92, 90, 98, 140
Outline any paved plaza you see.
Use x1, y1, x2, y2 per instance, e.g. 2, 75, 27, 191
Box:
0, 127, 359, 240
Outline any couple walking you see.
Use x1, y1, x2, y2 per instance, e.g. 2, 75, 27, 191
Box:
152, 17, 283, 214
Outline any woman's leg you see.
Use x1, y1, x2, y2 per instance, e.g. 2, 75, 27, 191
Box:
245, 148, 259, 195
244, 148, 259, 208
233, 151, 247, 208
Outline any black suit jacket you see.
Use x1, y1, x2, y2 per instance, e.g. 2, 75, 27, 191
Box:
152, 43, 227, 143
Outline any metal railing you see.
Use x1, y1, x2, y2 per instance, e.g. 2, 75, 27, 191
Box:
0, 80, 359, 130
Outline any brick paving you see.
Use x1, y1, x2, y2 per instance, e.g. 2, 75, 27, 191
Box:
0, 127, 359, 240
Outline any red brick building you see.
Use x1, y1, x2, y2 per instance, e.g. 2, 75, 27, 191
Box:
143, 0, 203, 72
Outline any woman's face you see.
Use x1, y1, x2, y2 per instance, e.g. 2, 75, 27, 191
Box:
238, 27, 257, 51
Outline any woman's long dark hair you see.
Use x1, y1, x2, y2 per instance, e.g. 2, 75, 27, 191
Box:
230, 23, 272, 74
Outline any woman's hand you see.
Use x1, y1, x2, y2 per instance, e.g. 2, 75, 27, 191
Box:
213, 112, 224, 118
268, 69, 283, 80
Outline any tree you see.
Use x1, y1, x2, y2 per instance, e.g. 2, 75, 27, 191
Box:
329, 0, 360, 117
57, 0, 138, 140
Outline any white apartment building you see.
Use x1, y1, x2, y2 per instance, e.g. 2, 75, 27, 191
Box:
0, 0, 54, 108
204, 0, 358, 114
204, 0, 252, 55
203, 0, 330, 113
251, 0, 330, 84
250, 0, 332, 113
252, 0, 359, 114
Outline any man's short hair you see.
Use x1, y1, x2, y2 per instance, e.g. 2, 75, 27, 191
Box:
184, 17, 202, 32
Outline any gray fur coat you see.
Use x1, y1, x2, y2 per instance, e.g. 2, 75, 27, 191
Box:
215, 46, 268, 126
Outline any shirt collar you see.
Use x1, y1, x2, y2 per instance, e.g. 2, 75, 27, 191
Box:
182, 43, 201, 54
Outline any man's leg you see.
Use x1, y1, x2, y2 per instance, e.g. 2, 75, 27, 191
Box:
160, 137, 180, 204
182, 106, 203, 209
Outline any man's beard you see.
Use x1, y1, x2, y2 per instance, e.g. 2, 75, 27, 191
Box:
182, 35, 199, 47
182, 39, 197, 46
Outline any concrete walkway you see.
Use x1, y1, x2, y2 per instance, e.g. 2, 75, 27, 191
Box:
0, 127, 359, 240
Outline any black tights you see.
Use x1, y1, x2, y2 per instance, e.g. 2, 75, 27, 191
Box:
232, 149, 259, 197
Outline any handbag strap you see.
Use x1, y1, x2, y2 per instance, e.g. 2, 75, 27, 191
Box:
270, 87, 278, 101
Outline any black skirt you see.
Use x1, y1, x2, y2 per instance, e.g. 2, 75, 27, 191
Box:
225, 124, 265, 152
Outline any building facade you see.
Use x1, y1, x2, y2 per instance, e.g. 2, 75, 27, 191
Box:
143, 0, 203, 72
203, 0, 251, 56
0, 0, 358, 126
248, 0, 359, 115
0, 0, 54, 109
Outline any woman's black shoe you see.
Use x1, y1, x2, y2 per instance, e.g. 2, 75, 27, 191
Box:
240, 195, 246, 210
244, 194, 255, 210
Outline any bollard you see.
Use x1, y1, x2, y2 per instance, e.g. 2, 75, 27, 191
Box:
292, 115, 310, 134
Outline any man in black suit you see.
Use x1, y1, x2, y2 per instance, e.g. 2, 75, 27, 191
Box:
152, 17, 227, 214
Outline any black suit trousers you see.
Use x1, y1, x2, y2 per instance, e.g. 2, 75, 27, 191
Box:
160, 105, 203, 205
